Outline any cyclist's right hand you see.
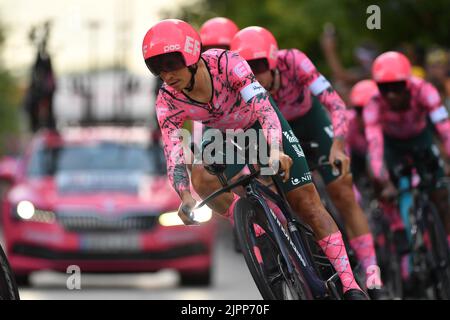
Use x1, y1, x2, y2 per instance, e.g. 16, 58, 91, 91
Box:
269, 149, 293, 183
380, 180, 398, 202
178, 192, 198, 225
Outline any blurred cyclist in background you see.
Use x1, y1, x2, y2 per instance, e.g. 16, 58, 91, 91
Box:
143, 19, 367, 299
364, 51, 450, 248
425, 47, 450, 110
347, 80, 379, 186
231, 26, 385, 299
200, 17, 239, 52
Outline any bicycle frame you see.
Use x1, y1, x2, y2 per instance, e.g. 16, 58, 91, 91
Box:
195, 165, 340, 299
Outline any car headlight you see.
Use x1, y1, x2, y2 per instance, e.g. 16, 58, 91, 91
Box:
15, 200, 56, 223
158, 205, 212, 227
17, 200, 35, 220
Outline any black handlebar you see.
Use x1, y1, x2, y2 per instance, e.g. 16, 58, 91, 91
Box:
180, 204, 200, 226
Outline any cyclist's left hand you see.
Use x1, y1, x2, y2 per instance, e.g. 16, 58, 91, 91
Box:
269, 149, 293, 182
329, 138, 350, 177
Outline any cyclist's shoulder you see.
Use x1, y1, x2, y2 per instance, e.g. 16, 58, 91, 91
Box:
202, 48, 232, 65
156, 83, 176, 100
155, 84, 183, 110
278, 48, 309, 64
409, 76, 426, 88
363, 95, 382, 123
202, 49, 244, 76
278, 49, 317, 78
202, 48, 226, 60
409, 76, 441, 106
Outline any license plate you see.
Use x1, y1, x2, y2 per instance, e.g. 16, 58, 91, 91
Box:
80, 233, 141, 252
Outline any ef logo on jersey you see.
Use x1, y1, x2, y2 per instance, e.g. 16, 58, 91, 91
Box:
184, 36, 201, 56
234, 61, 251, 78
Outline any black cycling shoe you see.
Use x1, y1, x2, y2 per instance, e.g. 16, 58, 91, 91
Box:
367, 287, 391, 300
344, 289, 369, 300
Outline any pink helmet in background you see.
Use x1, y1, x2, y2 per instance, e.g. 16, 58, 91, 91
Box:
350, 79, 379, 107
372, 51, 412, 83
200, 17, 239, 47
230, 26, 278, 70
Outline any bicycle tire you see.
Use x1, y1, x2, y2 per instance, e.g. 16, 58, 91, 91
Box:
0, 245, 20, 300
233, 198, 314, 300
424, 201, 450, 300
372, 210, 403, 299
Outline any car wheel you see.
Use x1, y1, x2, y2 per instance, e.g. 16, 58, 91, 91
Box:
179, 269, 212, 287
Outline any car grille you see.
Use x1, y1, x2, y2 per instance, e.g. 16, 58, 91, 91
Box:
57, 213, 158, 232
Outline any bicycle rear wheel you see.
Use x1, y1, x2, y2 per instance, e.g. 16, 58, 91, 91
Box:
0, 245, 20, 300
424, 202, 450, 300
233, 198, 314, 300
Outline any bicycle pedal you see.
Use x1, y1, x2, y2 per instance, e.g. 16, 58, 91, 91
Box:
325, 274, 342, 300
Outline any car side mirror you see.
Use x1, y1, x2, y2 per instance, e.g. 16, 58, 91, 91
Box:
0, 156, 20, 183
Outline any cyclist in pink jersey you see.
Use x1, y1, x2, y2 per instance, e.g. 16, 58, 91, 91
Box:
143, 19, 367, 299
347, 80, 378, 184
231, 26, 385, 299
364, 51, 450, 244
190, 17, 240, 158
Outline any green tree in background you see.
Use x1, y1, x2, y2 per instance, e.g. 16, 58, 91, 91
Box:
169, 0, 450, 71
0, 18, 21, 155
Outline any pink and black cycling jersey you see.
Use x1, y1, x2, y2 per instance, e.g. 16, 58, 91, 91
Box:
364, 76, 450, 181
271, 49, 348, 138
346, 109, 367, 156
155, 49, 283, 196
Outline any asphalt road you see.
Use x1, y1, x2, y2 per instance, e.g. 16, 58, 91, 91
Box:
5, 224, 262, 300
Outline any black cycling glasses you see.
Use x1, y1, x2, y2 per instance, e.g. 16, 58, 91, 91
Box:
377, 81, 407, 95
145, 52, 187, 76
247, 58, 270, 75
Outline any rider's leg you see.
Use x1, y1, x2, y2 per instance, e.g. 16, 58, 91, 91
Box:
326, 175, 382, 289
326, 174, 370, 238
286, 183, 362, 293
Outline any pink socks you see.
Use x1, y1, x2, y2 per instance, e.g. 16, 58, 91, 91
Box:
318, 231, 361, 292
350, 233, 383, 289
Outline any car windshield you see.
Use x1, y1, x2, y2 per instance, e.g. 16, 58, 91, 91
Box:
27, 142, 167, 177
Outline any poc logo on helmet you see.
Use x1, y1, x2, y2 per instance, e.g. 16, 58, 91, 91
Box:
164, 44, 181, 53
184, 36, 201, 56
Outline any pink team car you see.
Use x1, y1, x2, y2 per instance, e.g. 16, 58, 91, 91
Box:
0, 126, 217, 287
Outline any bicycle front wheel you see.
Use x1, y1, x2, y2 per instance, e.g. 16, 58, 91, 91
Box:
0, 245, 20, 300
233, 198, 314, 300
